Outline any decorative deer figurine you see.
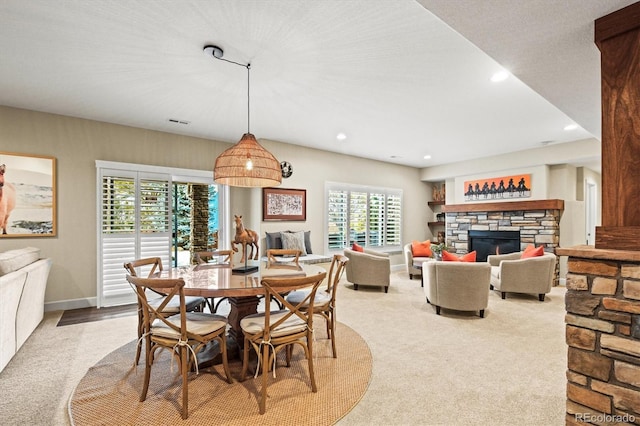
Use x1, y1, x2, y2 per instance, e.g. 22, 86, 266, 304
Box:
232, 215, 260, 263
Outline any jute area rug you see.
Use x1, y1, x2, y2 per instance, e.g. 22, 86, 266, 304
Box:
68, 322, 371, 425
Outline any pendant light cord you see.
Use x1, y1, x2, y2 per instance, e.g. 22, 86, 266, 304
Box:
213, 56, 251, 133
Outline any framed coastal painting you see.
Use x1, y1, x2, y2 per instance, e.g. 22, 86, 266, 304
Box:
262, 187, 306, 221
0, 151, 56, 237
464, 174, 531, 202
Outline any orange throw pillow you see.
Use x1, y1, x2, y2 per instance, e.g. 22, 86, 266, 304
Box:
352, 243, 364, 252
521, 245, 544, 259
522, 244, 536, 254
460, 251, 477, 262
441, 250, 460, 261
411, 240, 432, 257
442, 250, 476, 262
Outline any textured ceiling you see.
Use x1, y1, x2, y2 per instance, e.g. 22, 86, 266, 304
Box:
0, 0, 634, 169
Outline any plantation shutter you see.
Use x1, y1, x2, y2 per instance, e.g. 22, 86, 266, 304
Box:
327, 189, 348, 249
385, 193, 402, 246
349, 192, 367, 246
326, 182, 402, 252
98, 169, 171, 307
368, 192, 384, 247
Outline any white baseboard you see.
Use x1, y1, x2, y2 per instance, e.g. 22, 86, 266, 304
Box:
45, 297, 96, 312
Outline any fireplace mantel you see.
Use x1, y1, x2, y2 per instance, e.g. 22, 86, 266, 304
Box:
442, 199, 564, 213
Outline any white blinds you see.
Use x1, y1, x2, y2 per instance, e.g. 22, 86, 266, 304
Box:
98, 169, 171, 307
325, 182, 402, 251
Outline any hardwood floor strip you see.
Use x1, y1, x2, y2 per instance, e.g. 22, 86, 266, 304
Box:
57, 304, 137, 326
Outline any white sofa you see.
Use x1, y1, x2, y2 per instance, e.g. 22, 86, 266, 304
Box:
0, 247, 52, 372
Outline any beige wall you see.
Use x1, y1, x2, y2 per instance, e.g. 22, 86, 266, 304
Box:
0, 106, 430, 310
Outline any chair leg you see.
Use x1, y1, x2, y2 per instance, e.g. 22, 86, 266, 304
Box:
141, 339, 152, 401
260, 341, 269, 414
353, 284, 358, 291
435, 305, 441, 315
489, 284, 494, 290
181, 346, 189, 420
479, 309, 485, 318
539, 294, 545, 302
240, 337, 250, 382
409, 273, 413, 280
219, 335, 233, 384
426, 297, 430, 304
329, 312, 337, 358
384, 286, 389, 293
501, 292, 506, 299
307, 331, 317, 393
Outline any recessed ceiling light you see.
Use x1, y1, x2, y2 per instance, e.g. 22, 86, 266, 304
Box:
490, 70, 509, 82
336, 133, 347, 141
564, 123, 578, 131
423, 155, 432, 160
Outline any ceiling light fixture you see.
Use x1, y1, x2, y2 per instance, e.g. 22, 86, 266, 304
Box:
490, 70, 509, 82
564, 123, 578, 131
204, 45, 281, 188
336, 132, 347, 141
423, 155, 432, 160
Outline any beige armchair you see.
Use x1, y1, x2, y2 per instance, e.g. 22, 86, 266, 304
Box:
423, 261, 491, 318
344, 248, 391, 293
487, 251, 556, 301
404, 243, 433, 280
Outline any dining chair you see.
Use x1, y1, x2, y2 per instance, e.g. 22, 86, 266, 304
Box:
266, 249, 301, 268
239, 271, 327, 414
194, 249, 234, 267
193, 250, 234, 313
285, 254, 348, 358
123, 257, 206, 364
125, 273, 232, 419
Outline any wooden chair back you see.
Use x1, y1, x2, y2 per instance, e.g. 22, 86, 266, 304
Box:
260, 272, 326, 342
326, 254, 349, 306
194, 250, 234, 267
125, 274, 188, 340
266, 249, 301, 267
123, 257, 163, 278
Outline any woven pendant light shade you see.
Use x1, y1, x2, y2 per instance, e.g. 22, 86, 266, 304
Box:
214, 133, 282, 187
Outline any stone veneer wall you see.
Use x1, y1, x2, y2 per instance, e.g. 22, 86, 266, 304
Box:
189, 184, 210, 263
560, 248, 640, 425
445, 208, 561, 284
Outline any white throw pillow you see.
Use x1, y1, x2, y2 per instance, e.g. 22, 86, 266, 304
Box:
280, 231, 308, 256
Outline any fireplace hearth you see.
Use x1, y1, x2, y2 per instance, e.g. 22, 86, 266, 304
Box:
468, 230, 520, 262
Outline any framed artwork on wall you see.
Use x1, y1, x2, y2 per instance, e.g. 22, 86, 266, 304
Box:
464, 174, 531, 202
0, 151, 57, 237
262, 187, 306, 221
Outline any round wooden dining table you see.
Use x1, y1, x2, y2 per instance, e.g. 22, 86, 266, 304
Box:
156, 262, 326, 356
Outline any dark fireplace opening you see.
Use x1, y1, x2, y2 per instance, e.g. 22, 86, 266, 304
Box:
468, 230, 520, 262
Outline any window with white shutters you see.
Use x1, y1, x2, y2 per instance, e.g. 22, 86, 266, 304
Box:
325, 182, 402, 252
327, 189, 348, 249
98, 169, 171, 307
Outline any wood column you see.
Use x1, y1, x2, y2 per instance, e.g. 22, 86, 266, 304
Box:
594, 2, 640, 250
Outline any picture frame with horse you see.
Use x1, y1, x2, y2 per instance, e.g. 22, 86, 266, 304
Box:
0, 151, 56, 237
463, 174, 531, 202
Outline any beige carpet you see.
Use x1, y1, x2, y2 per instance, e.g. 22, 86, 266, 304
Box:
0, 271, 567, 425
69, 323, 371, 425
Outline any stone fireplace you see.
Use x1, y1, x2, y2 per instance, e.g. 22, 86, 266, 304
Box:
442, 199, 563, 284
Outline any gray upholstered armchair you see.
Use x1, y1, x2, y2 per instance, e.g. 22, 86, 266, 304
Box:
344, 248, 391, 293
404, 243, 434, 280
423, 261, 491, 317
487, 251, 556, 301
